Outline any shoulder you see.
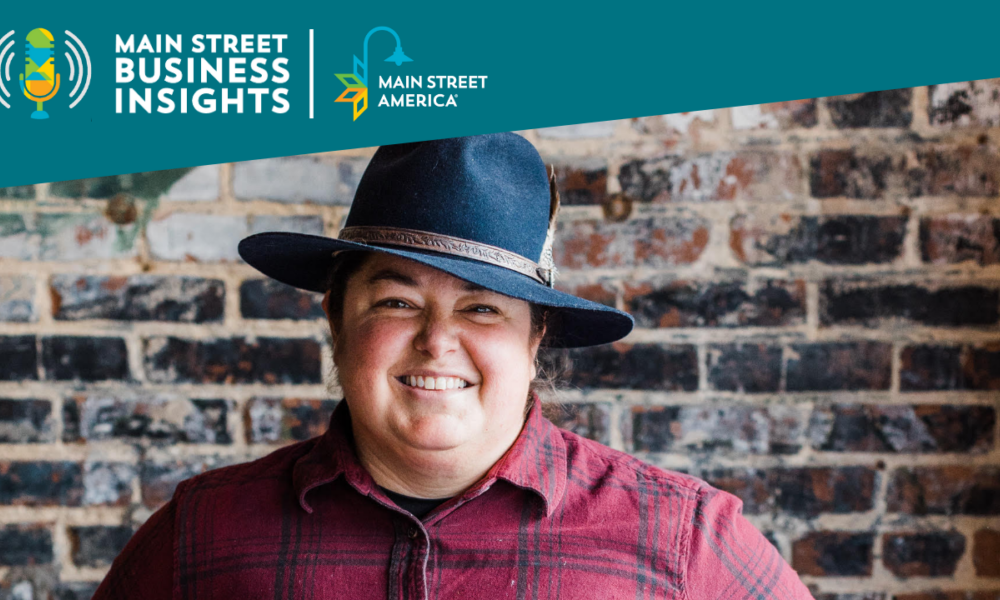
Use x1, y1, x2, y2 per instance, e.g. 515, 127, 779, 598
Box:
173, 437, 317, 501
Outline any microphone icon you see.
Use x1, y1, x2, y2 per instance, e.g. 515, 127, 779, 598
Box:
19, 28, 60, 119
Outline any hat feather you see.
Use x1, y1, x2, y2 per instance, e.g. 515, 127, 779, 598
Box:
538, 166, 561, 286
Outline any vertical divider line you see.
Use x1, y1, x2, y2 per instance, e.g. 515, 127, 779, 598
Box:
309, 29, 315, 119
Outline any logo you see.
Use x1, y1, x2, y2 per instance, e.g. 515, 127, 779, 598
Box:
0, 28, 90, 119
335, 26, 412, 121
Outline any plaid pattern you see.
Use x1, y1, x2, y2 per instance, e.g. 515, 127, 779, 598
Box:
94, 399, 813, 599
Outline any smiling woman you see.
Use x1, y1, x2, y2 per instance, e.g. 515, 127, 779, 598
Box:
323, 253, 546, 499
323, 250, 553, 385
92, 133, 814, 600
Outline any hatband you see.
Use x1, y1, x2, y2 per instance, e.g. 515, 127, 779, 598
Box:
338, 225, 555, 286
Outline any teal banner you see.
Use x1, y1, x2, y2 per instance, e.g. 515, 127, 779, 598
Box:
1, 0, 998, 187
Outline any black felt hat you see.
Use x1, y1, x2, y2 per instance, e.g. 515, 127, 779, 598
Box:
238, 133, 634, 347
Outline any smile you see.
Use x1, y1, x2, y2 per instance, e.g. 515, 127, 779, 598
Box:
396, 375, 470, 390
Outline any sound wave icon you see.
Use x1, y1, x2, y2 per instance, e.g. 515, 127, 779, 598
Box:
0, 29, 90, 112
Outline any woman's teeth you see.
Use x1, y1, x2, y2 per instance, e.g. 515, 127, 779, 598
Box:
402, 375, 469, 390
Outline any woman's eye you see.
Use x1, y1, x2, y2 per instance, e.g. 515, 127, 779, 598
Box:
468, 305, 498, 314
379, 299, 411, 309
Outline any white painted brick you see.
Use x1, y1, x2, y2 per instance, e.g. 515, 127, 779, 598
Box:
234, 157, 357, 205
249, 215, 324, 236
929, 79, 1000, 127
0, 215, 39, 260
537, 121, 617, 139
0, 275, 35, 322
147, 213, 248, 262
732, 105, 780, 130
38, 214, 139, 260
162, 166, 221, 202
662, 110, 716, 135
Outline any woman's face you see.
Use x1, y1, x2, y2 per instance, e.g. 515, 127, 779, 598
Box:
326, 253, 543, 465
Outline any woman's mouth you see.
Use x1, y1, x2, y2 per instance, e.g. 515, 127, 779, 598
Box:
396, 375, 470, 390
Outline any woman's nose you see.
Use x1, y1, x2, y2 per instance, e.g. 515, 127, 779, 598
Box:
413, 313, 459, 357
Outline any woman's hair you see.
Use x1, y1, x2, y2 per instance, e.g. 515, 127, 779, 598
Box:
323, 251, 562, 412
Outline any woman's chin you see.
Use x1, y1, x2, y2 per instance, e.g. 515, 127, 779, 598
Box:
393, 413, 476, 452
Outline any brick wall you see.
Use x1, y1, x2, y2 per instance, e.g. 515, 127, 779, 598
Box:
1, 80, 999, 599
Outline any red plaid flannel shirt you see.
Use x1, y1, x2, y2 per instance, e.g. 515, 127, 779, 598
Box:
94, 398, 814, 599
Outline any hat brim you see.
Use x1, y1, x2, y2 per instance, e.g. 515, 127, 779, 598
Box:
238, 232, 634, 348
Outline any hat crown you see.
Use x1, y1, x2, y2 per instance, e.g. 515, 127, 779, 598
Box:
345, 133, 552, 262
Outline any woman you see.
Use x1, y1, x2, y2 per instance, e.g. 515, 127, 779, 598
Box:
94, 133, 813, 599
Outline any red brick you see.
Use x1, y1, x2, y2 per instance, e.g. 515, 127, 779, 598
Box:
545, 343, 698, 391
549, 160, 608, 206
240, 279, 324, 320
618, 152, 802, 203
731, 214, 906, 266
920, 216, 1000, 266
632, 403, 804, 454
887, 466, 1000, 515
908, 146, 1000, 198
140, 454, 242, 510
787, 342, 892, 391
731, 214, 808, 266
246, 397, 339, 443
66, 395, 232, 444
828, 89, 913, 128
0, 399, 53, 443
52, 275, 225, 323
0, 336, 38, 381
707, 344, 783, 393
810, 404, 995, 453
69, 525, 133, 568
883, 531, 965, 578
900, 344, 1000, 391
965, 345, 1000, 390
554, 216, 709, 269
41, 336, 129, 382
704, 466, 876, 516
816, 216, 908, 264
810, 149, 900, 199
553, 280, 618, 309
0, 525, 52, 565
820, 280, 1000, 327
975, 529, 1000, 577
792, 531, 874, 576
0, 462, 83, 506
546, 403, 611, 445
900, 345, 963, 391
143, 337, 322, 384
624, 279, 805, 328
894, 592, 1000, 600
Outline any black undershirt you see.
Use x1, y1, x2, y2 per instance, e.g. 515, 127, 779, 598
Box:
380, 487, 452, 520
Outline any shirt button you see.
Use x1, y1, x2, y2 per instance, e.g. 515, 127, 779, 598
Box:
408, 527, 419, 539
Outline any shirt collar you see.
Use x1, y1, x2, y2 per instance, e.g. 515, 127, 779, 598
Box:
292, 393, 567, 517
